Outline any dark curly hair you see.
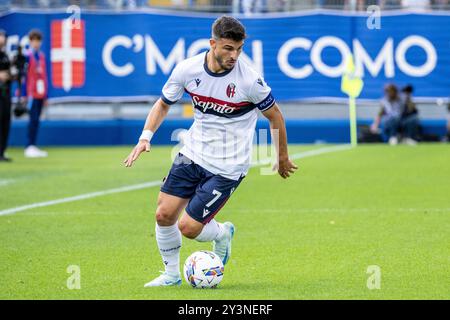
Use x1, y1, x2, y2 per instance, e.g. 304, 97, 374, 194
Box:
212, 16, 246, 42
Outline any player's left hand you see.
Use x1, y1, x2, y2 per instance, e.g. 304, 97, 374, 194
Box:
273, 158, 298, 179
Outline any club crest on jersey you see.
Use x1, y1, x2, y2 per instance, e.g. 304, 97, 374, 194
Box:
226, 83, 236, 98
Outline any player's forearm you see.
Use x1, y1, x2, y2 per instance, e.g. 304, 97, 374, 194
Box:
142, 98, 170, 134
268, 109, 289, 161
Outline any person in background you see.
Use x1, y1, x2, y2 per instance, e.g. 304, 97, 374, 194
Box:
400, 84, 420, 145
241, 0, 266, 15
11, 45, 28, 118
371, 84, 420, 145
25, 29, 48, 158
401, 0, 430, 10
0, 29, 12, 162
434, 0, 449, 10
371, 84, 405, 145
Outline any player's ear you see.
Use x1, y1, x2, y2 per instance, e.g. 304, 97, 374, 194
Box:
209, 38, 216, 50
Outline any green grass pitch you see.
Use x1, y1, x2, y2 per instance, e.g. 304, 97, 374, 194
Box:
0, 144, 449, 299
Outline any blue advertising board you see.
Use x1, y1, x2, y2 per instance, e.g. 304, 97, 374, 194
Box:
1, 10, 449, 102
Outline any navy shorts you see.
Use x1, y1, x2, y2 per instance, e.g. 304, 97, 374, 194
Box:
160, 153, 245, 224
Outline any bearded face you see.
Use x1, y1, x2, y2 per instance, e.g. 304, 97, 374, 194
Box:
211, 38, 244, 71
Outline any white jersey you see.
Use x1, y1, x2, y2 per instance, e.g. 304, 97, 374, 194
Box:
161, 51, 275, 180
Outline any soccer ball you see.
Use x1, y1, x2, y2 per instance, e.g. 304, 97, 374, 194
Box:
183, 250, 224, 288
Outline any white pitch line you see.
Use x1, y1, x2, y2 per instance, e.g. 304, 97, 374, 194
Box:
252, 144, 353, 166
0, 144, 353, 217
0, 181, 162, 217
290, 144, 353, 160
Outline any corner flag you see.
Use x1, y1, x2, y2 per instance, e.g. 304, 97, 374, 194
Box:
341, 55, 364, 146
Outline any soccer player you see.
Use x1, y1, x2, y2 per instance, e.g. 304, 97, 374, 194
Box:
124, 16, 298, 287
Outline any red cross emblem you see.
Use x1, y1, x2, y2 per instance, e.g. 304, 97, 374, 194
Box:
50, 19, 86, 92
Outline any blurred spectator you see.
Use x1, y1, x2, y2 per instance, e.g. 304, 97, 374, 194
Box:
323, 0, 345, 8
400, 84, 420, 143
371, 83, 419, 145
11, 45, 28, 118
170, 0, 185, 7
433, 0, 449, 9
4, 0, 448, 9
105, 0, 130, 9
0, 29, 12, 162
242, 0, 266, 15
384, 0, 403, 8
401, 0, 430, 10
209, 0, 232, 12
7, 0, 149, 9
371, 84, 403, 145
24, 29, 48, 158
345, 0, 370, 11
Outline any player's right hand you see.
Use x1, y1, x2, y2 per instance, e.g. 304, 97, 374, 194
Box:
123, 140, 150, 167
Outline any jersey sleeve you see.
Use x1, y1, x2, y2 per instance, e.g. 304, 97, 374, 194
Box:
161, 62, 185, 105
248, 77, 275, 112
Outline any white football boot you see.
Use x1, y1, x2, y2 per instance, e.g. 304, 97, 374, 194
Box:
24, 146, 48, 158
213, 222, 235, 265
403, 137, 418, 146
144, 271, 181, 287
388, 136, 398, 146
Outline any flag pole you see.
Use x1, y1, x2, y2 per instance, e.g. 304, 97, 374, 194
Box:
349, 97, 357, 147
341, 54, 363, 147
